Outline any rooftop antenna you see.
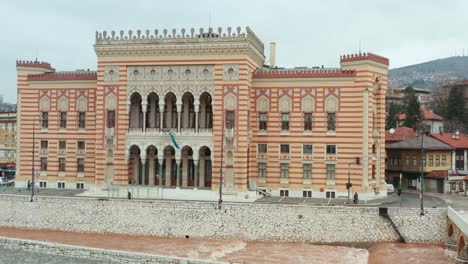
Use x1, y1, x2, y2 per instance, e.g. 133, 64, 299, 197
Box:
35, 48, 38, 62
359, 40, 362, 53
208, 9, 211, 28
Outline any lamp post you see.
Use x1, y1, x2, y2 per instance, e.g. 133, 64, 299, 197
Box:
419, 129, 425, 216
347, 157, 360, 203
30, 116, 36, 202
218, 125, 225, 209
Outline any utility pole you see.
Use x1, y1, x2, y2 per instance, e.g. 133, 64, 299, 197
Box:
420, 130, 425, 216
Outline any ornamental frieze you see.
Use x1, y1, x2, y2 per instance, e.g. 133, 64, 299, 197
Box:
127, 65, 214, 82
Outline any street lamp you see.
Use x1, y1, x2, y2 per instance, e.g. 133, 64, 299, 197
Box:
218, 123, 226, 209
347, 157, 360, 203
419, 129, 425, 216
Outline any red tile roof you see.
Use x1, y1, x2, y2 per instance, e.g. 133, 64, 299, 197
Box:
426, 170, 448, 179
430, 133, 468, 149
398, 108, 443, 121
385, 126, 416, 142
28, 71, 97, 81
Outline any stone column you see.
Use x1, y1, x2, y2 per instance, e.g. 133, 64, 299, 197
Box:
166, 157, 171, 187
199, 158, 205, 188
182, 158, 188, 187
142, 103, 147, 133
158, 156, 164, 188
133, 156, 139, 185
159, 103, 164, 130
452, 151, 456, 170
194, 102, 200, 133
176, 158, 181, 188
194, 159, 199, 188
148, 102, 154, 129
464, 149, 467, 171
148, 155, 155, 186
141, 155, 147, 185
177, 103, 182, 133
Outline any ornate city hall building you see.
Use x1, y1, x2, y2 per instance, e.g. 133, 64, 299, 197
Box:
16, 27, 389, 199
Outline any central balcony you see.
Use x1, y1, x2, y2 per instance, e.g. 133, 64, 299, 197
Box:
127, 127, 213, 136
127, 127, 214, 149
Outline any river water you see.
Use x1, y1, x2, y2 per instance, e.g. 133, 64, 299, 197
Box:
0, 227, 454, 264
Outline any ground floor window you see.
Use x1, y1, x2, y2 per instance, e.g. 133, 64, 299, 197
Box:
76, 183, 84, 189
303, 190, 312, 198
326, 191, 335, 198
39, 181, 47, 188
280, 189, 289, 197
58, 182, 65, 189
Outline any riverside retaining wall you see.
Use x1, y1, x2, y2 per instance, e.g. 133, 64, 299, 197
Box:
0, 195, 447, 243
0, 236, 225, 264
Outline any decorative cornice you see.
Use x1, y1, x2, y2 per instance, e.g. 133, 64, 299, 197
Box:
16, 60, 55, 71
28, 71, 97, 81
340, 52, 389, 66
253, 68, 356, 79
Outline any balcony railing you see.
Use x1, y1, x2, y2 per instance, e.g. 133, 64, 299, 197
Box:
57, 149, 66, 157
39, 149, 48, 156
77, 149, 86, 157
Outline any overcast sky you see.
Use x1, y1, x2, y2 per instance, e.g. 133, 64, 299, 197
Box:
1, 0, 467, 103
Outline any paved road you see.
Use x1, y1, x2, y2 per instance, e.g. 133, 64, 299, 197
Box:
0, 248, 106, 264
384, 192, 447, 208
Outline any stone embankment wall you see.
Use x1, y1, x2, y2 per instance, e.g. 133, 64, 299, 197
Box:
0, 236, 225, 264
0, 195, 447, 243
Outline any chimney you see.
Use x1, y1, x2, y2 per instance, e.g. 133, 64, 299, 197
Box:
269, 42, 276, 68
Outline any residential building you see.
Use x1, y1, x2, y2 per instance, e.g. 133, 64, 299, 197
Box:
431, 132, 468, 193
386, 86, 432, 110
386, 134, 453, 193
397, 108, 444, 133
16, 26, 389, 199
0, 112, 16, 165
442, 80, 468, 102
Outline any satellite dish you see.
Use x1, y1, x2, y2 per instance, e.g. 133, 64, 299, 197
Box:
389, 128, 395, 134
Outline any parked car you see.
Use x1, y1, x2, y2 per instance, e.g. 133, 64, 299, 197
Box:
6, 178, 15, 186
386, 184, 395, 194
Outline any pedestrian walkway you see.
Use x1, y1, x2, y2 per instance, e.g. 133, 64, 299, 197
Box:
0, 247, 107, 264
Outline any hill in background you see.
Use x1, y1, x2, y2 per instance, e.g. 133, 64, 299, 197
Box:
389, 56, 468, 89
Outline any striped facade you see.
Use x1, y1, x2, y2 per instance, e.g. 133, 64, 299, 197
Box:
16, 27, 389, 199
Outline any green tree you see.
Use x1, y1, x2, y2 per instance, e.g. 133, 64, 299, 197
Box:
429, 95, 447, 118
446, 87, 465, 131
402, 86, 422, 129
386, 102, 400, 130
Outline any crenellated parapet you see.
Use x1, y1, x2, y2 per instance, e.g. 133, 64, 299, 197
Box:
253, 68, 356, 79
94, 26, 265, 63
16, 60, 55, 71
27, 71, 97, 81
340, 52, 389, 66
